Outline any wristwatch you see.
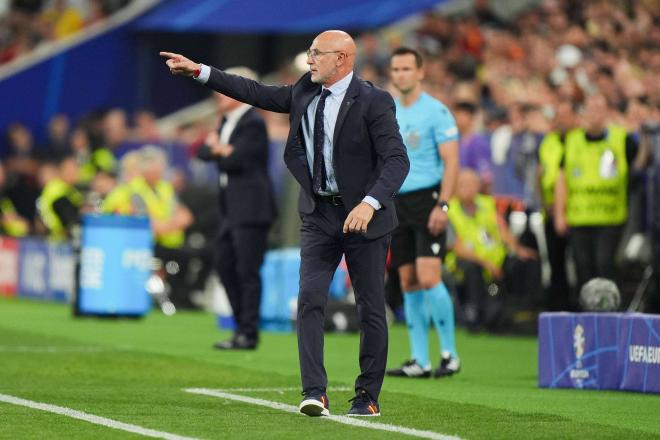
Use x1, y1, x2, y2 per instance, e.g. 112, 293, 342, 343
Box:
438, 200, 449, 212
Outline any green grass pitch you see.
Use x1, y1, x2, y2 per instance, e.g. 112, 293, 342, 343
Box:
0, 297, 659, 439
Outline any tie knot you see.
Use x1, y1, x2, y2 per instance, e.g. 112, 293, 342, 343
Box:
320, 89, 331, 99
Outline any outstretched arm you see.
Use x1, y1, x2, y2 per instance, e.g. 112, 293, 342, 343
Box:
160, 51, 292, 113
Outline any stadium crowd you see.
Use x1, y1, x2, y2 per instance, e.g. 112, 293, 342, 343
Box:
1, 0, 658, 326
0, 0, 131, 65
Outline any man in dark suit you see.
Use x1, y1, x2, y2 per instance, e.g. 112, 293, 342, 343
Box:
161, 29, 409, 417
197, 67, 276, 351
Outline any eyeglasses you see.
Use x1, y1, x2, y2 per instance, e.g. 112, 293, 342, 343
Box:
306, 49, 341, 60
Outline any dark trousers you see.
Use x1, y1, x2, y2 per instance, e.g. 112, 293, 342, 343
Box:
298, 200, 390, 400
216, 224, 270, 341
569, 225, 623, 294
544, 217, 570, 311
457, 255, 541, 330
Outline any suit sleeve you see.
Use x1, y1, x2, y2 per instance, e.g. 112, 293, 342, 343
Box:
196, 144, 214, 161
215, 119, 269, 172
207, 68, 292, 114
365, 90, 410, 206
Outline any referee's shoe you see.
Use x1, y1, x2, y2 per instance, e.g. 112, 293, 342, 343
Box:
299, 391, 330, 417
386, 359, 432, 378
435, 352, 461, 378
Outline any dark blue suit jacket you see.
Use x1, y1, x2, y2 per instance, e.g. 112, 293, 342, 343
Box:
197, 107, 276, 228
205, 69, 409, 238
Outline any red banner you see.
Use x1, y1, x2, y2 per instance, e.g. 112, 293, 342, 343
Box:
0, 237, 19, 296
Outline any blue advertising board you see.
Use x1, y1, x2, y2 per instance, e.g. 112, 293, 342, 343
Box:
255, 248, 349, 332
539, 312, 660, 394
78, 215, 153, 316
18, 238, 51, 300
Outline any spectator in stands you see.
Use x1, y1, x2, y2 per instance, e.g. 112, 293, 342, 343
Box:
37, 154, 83, 242
197, 67, 276, 350
132, 110, 162, 144
70, 125, 116, 186
0, 161, 29, 237
3, 122, 41, 223
554, 94, 645, 299
447, 169, 539, 331
45, 113, 70, 158
491, 103, 543, 210
102, 108, 140, 159
455, 101, 492, 191
39, 0, 83, 40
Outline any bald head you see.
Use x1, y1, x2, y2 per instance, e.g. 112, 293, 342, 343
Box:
316, 30, 356, 55
456, 169, 481, 204
308, 30, 356, 86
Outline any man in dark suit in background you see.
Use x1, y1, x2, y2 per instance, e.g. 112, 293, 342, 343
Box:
197, 67, 276, 350
161, 29, 409, 417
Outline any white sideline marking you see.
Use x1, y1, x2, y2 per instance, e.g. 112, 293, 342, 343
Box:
185, 388, 462, 440
0, 393, 199, 440
216, 386, 351, 393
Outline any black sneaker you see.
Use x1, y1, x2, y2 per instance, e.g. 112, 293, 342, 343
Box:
386, 359, 431, 378
299, 391, 329, 417
347, 389, 380, 417
434, 353, 460, 378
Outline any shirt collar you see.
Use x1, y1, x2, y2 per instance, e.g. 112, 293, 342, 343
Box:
323, 71, 353, 96
224, 103, 252, 124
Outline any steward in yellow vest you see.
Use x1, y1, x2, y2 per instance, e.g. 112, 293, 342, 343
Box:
78, 147, 116, 185
446, 170, 539, 330
0, 196, 28, 237
70, 127, 117, 185
553, 94, 643, 294
38, 156, 84, 242
101, 151, 142, 215
537, 100, 573, 311
133, 147, 192, 249
0, 163, 28, 237
539, 131, 565, 209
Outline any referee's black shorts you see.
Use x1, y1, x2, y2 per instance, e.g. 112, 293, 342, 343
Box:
391, 185, 447, 269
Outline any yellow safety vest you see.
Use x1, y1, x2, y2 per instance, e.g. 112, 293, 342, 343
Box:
564, 126, 628, 226
539, 131, 565, 206
130, 177, 184, 249
78, 148, 117, 184
447, 194, 507, 270
0, 197, 28, 237
101, 182, 136, 215
38, 178, 84, 241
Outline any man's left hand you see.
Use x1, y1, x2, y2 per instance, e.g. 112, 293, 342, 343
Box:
427, 206, 448, 236
205, 131, 234, 157
343, 202, 375, 234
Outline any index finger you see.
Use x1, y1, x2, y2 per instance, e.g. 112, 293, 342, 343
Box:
343, 213, 352, 234
159, 51, 179, 60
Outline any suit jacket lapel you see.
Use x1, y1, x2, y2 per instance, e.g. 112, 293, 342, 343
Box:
284, 85, 321, 194
332, 76, 360, 155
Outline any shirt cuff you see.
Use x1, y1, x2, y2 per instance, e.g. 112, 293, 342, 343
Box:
362, 196, 382, 210
194, 64, 211, 84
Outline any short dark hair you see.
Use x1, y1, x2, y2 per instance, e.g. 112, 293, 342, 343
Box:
390, 47, 423, 68
455, 101, 478, 114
